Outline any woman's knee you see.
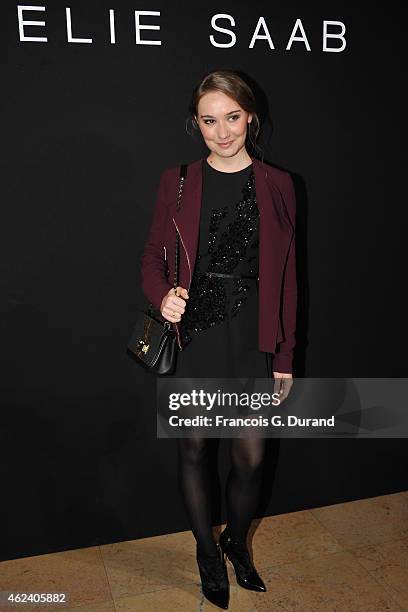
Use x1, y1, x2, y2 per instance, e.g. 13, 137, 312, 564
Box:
178, 436, 207, 465
234, 454, 263, 476
230, 440, 265, 475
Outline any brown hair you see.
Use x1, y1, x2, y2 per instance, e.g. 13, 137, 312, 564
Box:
187, 69, 263, 160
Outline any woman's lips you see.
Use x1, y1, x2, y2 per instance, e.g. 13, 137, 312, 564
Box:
218, 140, 233, 148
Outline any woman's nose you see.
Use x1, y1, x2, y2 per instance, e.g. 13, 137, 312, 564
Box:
216, 123, 230, 139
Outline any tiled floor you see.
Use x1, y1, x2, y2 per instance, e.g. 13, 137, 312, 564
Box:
1, 491, 407, 611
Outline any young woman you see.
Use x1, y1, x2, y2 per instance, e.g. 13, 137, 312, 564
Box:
141, 69, 297, 609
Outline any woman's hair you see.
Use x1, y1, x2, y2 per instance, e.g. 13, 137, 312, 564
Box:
187, 69, 263, 159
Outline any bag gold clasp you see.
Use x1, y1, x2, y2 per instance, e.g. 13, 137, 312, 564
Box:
138, 339, 150, 354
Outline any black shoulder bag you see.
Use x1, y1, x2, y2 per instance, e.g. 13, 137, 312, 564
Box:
127, 163, 188, 375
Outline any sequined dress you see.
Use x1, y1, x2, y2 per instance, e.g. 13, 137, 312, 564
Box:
176, 159, 271, 378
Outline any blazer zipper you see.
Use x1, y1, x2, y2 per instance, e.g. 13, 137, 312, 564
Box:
171, 217, 192, 351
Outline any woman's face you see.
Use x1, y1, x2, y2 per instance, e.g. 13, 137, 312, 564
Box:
195, 91, 252, 158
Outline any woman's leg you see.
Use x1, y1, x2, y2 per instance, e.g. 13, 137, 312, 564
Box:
225, 437, 266, 541
177, 436, 218, 556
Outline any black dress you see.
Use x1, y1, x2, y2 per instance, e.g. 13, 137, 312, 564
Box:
175, 159, 271, 378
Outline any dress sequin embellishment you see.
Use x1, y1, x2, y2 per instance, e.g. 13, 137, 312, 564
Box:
208, 206, 229, 253
180, 169, 259, 346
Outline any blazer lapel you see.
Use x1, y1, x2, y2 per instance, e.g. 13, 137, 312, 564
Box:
172, 158, 203, 289
252, 158, 294, 275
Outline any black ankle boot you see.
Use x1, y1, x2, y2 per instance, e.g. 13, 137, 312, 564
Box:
219, 528, 267, 592
196, 543, 230, 610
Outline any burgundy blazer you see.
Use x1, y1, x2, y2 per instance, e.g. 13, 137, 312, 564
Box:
141, 156, 297, 373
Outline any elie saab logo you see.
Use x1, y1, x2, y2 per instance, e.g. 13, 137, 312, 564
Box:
17, 6, 347, 52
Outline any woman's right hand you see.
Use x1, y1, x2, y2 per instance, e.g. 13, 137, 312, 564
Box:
160, 286, 189, 323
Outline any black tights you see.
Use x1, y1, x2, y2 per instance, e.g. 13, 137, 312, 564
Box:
177, 436, 266, 556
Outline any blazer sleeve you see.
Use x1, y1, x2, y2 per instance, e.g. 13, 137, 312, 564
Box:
140, 169, 174, 311
272, 172, 297, 374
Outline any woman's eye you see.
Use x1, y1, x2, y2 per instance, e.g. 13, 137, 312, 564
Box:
203, 115, 240, 125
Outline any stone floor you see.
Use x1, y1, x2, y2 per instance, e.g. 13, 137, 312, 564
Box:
1, 491, 407, 611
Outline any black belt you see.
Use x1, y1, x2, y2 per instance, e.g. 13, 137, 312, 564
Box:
197, 271, 259, 280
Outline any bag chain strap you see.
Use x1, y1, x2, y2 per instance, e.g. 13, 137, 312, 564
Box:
173, 164, 188, 293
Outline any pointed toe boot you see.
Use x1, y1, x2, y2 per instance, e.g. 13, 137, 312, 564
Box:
219, 528, 267, 593
196, 543, 230, 609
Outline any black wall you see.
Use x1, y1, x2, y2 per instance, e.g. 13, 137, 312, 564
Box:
1, 1, 407, 561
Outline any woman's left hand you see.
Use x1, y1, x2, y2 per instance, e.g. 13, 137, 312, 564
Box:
273, 372, 293, 402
